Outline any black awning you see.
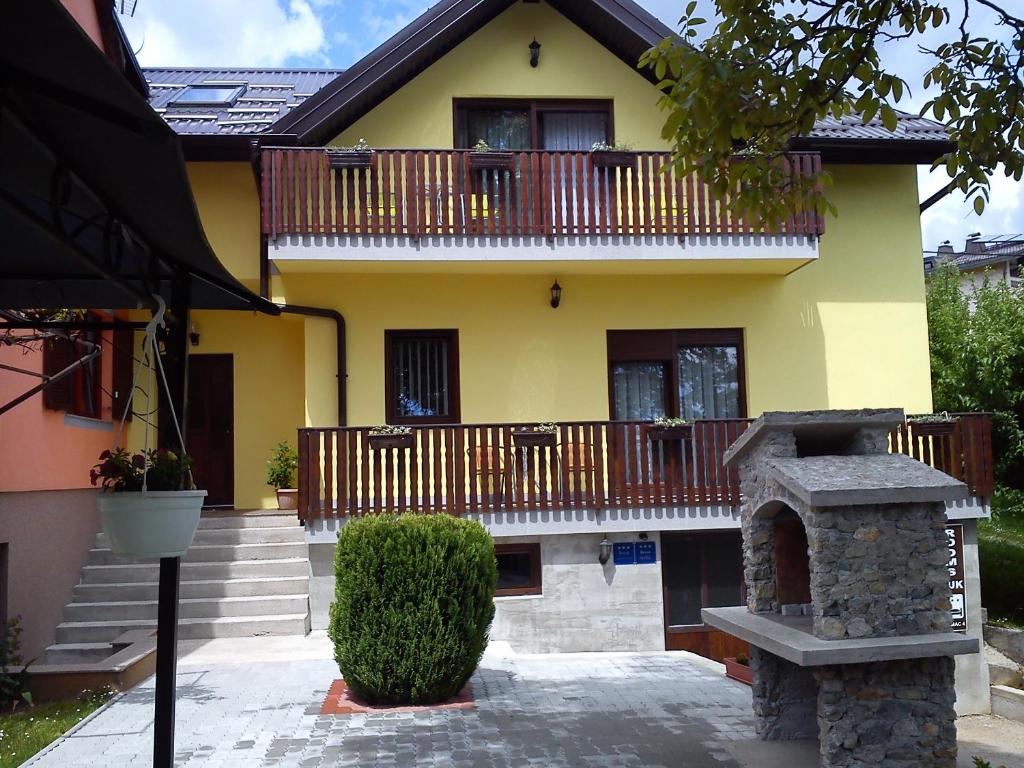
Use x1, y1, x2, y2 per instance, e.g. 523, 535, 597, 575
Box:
0, 0, 278, 314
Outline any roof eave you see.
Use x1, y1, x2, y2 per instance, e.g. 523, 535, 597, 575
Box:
789, 136, 955, 165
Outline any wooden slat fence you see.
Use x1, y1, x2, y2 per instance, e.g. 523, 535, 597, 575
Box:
261, 149, 826, 239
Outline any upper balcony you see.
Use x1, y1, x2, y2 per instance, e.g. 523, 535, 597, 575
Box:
260, 148, 825, 274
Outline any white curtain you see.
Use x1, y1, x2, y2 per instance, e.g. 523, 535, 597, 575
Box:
612, 363, 667, 421
677, 346, 740, 420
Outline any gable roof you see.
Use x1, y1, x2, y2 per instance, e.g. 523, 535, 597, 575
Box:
144, 67, 342, 136
924, 237, 1024, 276
270, 0, 674, 145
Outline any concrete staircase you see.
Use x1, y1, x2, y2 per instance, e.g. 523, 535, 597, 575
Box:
43, 513, 310, 661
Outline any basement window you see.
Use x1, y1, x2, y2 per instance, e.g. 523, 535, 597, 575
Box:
170, 85, 244, 107
495, 543, 542, 597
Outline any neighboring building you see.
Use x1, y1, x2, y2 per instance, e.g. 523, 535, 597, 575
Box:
924, 235, 1024, 293
8, 0, 995, 713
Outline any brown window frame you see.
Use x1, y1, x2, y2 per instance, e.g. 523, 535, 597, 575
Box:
384, 329, 461, 425
606, 329, 748, 420
494, 542, 542, 597
453, 98, 614, 150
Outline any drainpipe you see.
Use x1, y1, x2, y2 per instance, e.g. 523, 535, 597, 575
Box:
920, 181, 956, 213
276, 303, 347, 426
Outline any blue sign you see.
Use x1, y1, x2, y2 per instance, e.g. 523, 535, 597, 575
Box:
613, 542, 636, 565
635, 541, 657, 564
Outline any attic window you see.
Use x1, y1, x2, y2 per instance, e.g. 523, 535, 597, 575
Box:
170, 85, 244, 107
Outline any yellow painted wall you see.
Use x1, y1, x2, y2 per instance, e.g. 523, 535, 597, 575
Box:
332, 1, 667, 150
188, 310, 305, 509
271, 165, 932, 427
187, 163, 262, 291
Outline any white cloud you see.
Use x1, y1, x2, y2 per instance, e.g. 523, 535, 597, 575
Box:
122, 0, 327, 67
920, 167, 1024, 251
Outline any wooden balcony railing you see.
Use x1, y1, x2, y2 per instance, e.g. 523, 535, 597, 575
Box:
260, 148, 825, 239
296, 414, 994, 523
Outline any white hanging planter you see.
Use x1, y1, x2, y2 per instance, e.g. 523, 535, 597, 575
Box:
98, 490, 207, 558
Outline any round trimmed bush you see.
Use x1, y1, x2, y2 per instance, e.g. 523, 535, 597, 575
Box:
328, 513, 496, 705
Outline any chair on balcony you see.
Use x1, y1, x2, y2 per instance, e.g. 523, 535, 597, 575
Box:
562, 441, 594, 500
470, 444, 505, 507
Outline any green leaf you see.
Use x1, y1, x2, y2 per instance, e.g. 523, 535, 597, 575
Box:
974, 196, 986, 215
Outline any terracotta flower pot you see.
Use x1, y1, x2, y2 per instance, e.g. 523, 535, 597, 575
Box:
98, 490, 206, 558
723, 657, 753, 686
276, 488, 298, 510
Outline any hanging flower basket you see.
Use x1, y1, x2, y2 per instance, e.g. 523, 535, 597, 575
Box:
99, 490, 206, 558
369, 433, 414, 450
908, 417, 957, 437
647, 424, 693, 441
512, 429, 557, 449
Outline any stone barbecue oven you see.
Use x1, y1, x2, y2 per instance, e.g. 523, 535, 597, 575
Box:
703, 409, 979, 768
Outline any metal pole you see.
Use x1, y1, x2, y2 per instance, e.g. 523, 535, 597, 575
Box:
153, 270, 190, 767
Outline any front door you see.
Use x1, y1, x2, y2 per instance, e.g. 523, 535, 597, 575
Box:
661, 532, 749, 661
186, 354, 234, 508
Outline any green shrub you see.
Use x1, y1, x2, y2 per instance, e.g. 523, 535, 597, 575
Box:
265, 441, 298, 489
979, 522, 1024, 625
328, 514, 496, 705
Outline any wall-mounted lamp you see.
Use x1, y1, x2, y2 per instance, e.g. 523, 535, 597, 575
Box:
598, 535, 612, 565
529, 38, 541, 68
189, 324, 200, 347
639, 532, 649, 541
549, 280, 561, 309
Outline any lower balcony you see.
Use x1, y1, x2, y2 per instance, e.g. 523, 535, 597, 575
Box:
296, 414, 994, 524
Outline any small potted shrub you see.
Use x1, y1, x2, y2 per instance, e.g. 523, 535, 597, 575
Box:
91, 447, 206, 558
590, 140, 635, 168
266, 441, 299, 510
512, 422, 558, 448
368, 425, 414, 450
647, 417, 692, 442
329, 514, 496, 705
723, 653, 753, 685
908, 412, 958, 437
327, 137, 373, 169
468, 138, 515, 171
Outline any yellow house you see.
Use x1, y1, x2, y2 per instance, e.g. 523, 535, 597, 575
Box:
133, 0, 992, 700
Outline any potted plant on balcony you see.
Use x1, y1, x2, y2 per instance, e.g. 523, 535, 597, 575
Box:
267, 441, 299, 510
327, 138, 374, 169
91, 447, 206, 558
512, 422, 558, 449
647, 417, 693, 442
368, 425, 414, 450
723, 654, 753, 685
908, 412, 958, 437
590, 141, 635, 168
468, 139, 515, 171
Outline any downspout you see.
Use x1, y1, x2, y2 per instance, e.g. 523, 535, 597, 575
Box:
920, 181, 956, 213
277, 303, 347, 426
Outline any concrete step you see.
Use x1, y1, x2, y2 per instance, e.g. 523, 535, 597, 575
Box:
64, 594, 309, 622
95, 525, 305, 548
38, 642, 114, 665
56, 613, 310, 644
197, 513, 299, 530
73, 576, 309, 603
80, 558, 309, 584
992, 684, 1024, 723
87, 541, 307, 565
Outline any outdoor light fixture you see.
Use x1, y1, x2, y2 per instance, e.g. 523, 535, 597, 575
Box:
189, 325, 200, 347
550, 280, 561, 308
598, 535, 612, 565
529, 38, 541, 67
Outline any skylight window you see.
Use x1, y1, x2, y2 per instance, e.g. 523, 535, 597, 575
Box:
170, 85, 244, 107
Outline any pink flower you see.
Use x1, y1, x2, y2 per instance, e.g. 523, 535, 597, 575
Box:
132, 454, 146, 469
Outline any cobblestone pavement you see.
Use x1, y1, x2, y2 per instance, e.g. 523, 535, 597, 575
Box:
26, 648, 757, 767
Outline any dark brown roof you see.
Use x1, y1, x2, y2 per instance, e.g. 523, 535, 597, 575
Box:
923, 237, 1024, 275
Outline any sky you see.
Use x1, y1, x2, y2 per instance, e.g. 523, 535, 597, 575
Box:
120, 0, 1022, 252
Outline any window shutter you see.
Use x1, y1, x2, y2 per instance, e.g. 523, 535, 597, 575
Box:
41, 336, 75, 411
111, 328, 134, 421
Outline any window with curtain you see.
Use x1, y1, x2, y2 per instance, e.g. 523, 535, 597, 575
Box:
456, 107, 530, 150
612, 362, 667, 421
454, 100, 612, 149
385, 330, 460, 424
540, 111, 609, 151
677, 345, 741, 420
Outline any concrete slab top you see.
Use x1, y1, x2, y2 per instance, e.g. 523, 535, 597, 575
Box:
722, 408, 905, 466
766, 453, 968, 507
702, 606, 979, 666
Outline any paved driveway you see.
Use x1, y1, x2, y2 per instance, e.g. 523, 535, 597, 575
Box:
23, 636, 1024, 767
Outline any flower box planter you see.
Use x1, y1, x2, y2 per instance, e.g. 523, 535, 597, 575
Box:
468, 152, 515, 171
98, 490, 206, 558
512, 430, 557, 449
368, 433, 414, 450
908, 419, 957, 437
328, 151, 373, 169
276, 488, 298, 510
647, 424, 693, 442
723, 656, 752, 686
591, 151, 635, 169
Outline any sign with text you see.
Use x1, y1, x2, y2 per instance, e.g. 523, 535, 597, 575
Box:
635, 541, 657, 564
946, 523, 967, 633
613, 542, 636, 565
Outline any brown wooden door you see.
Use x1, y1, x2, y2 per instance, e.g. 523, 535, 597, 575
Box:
186, 354, 234, 508
662, 532, 749, 662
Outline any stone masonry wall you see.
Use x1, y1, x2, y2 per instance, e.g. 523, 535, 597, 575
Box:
750, 648, 819, 740
816, 656, 958, 768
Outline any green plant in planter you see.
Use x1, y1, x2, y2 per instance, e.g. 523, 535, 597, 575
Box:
266, 441, 298, 489
328, 514, 496, 705
534, 422, 557, 433
653, 417, 690, 428
367, 425, 412, 436
90, 448, 193, 492
471, 138, 493, 152
1, 616, 34, 712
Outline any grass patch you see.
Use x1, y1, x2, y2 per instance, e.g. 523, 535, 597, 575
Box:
0, 690, 113, 768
